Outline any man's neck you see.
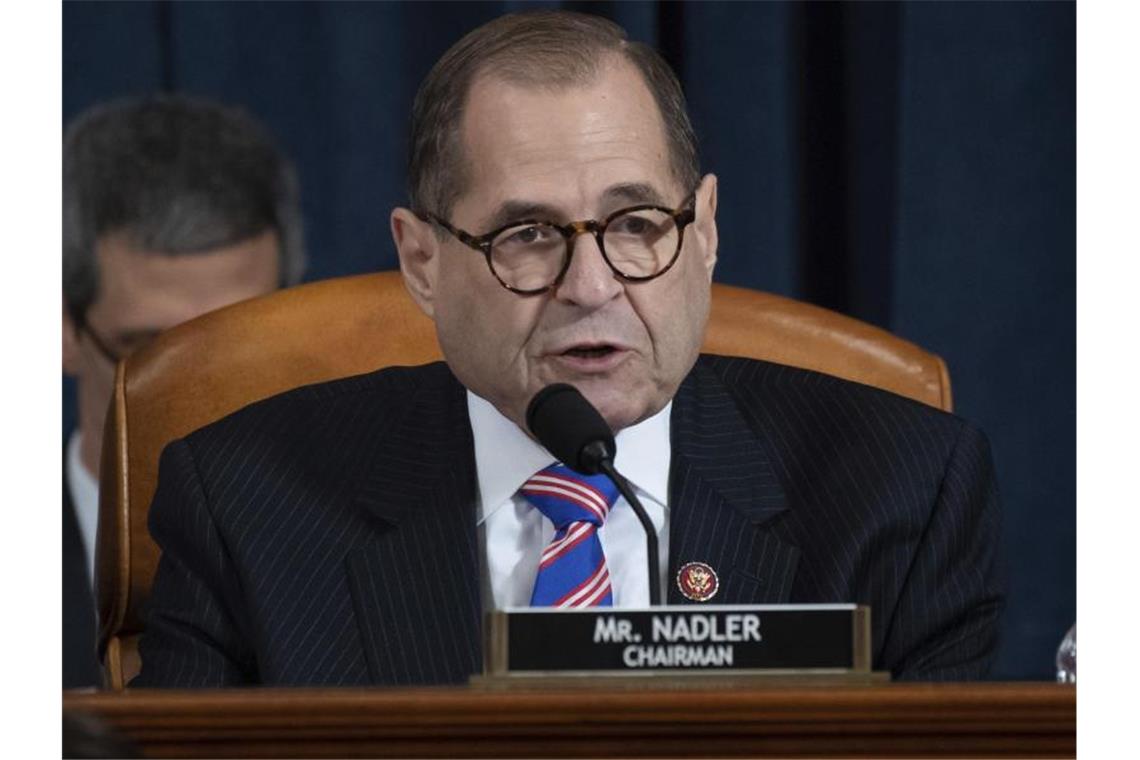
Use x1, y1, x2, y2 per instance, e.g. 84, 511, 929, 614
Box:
78, 428, 100, 480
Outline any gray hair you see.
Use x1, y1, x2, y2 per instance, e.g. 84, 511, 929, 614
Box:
407, 9, 700, 219
63, 94, 306, 321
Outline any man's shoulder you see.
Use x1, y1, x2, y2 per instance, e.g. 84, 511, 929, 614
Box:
694, 353, 971, 441
179, 361, 460, 459
698, 353, 946, 407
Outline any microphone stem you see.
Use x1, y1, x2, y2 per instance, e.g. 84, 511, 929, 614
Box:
599, 460, 661, 606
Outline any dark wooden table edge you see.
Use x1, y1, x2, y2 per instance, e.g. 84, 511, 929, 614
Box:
63, 681, 1076, 759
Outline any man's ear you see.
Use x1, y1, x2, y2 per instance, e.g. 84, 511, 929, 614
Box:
390, 208, 440, 319
62, 298, 80, 376
694, 174, 719, 280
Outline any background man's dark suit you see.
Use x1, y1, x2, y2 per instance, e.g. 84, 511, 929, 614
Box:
135, 355, 1003, 687
63, 472, 100, 688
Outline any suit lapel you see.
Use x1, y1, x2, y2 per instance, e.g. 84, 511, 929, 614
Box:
668, 360, 800, 605
345, 366, 482, 684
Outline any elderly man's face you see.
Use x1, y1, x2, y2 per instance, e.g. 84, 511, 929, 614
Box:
396, 58, 718, 433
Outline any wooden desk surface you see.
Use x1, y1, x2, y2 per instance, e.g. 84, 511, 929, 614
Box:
63, 681, 1075, 758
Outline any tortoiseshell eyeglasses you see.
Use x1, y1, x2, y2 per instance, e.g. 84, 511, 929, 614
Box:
416, 200, 697, 295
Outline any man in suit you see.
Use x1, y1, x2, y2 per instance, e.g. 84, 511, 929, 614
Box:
63, 95, 306, 686
135, 10, 1002, 686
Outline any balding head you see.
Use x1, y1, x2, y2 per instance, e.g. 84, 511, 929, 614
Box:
407, 9, 700, 219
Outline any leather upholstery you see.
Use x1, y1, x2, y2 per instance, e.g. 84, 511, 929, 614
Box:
96, 271, 951, 688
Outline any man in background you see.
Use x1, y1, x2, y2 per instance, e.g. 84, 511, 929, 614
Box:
62, 94, 306, 686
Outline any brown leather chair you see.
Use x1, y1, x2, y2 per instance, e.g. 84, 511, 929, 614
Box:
96, 271, 952, 688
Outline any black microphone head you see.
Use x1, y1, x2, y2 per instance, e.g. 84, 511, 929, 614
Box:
526, 383, 616, 475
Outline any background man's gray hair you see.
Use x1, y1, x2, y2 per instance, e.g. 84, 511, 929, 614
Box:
63, 94, 306, 322
408, 9, 701, 220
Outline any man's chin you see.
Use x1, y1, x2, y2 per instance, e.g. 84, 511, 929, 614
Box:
526, 362, 668, 432
576, 385, 658, 434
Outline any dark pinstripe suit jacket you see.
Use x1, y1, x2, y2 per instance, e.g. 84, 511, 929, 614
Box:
134, 355, 1003, 687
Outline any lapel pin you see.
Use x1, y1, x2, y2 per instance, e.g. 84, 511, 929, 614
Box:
676, 561, 719, 602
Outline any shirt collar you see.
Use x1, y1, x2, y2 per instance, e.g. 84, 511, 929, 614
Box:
66, 430, 100, 577
467, 390, 672, 524
67, 430, 99, 515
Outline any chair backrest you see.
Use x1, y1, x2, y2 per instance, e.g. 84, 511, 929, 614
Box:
96, 271, 951, 687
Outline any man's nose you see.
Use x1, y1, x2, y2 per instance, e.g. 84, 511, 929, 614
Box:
553, 231, 623, 307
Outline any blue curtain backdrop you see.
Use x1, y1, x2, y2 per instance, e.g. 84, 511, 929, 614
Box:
62, 0, 1075, 680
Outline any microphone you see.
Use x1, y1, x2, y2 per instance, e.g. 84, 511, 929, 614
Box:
526, 384, 662, 606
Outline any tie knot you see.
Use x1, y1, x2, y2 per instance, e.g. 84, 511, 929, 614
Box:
520, 464, 619, 529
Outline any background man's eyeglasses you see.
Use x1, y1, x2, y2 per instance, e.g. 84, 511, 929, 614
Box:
68, 306, 144, 366
78, 323, 126, 365
416, 201, 696, 295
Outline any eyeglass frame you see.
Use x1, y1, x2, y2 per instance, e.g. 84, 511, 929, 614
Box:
414, 198, 698, 295
67, 304, 127, 365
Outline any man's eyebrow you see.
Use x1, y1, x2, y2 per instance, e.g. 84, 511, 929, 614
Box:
480, 201, 564, 232
601, 182, 668, 207
479, 183, 671, 232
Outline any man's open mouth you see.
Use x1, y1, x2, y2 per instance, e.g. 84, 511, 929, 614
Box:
563, 345, 618, 359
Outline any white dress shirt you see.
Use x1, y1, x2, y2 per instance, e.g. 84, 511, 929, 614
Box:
66, 430, 99, 588
468, 391, 670, 609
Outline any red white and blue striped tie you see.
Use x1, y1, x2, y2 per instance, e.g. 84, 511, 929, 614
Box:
521, 464, 619, 608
